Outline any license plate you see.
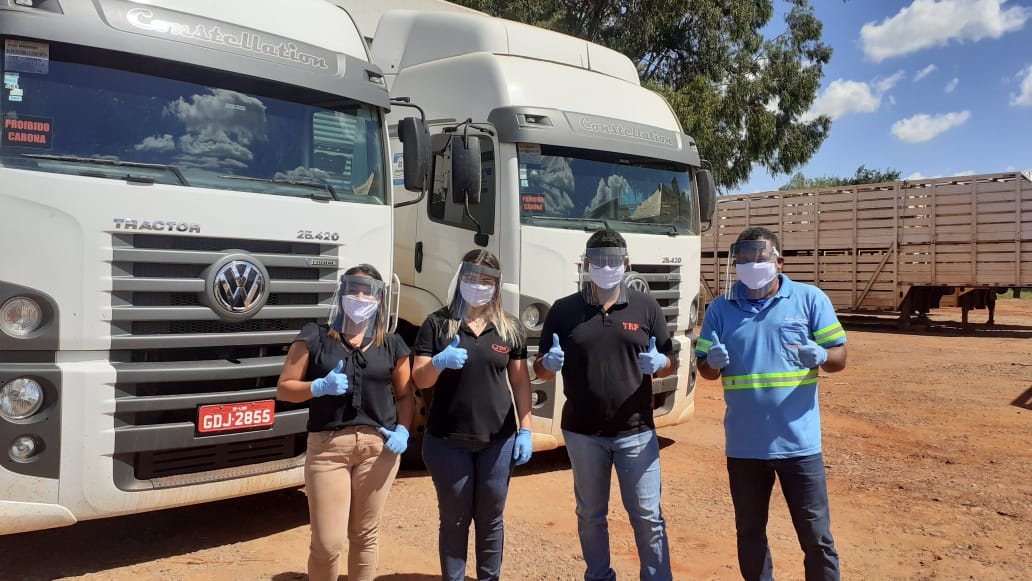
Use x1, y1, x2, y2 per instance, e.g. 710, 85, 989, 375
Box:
196, 400, 275, 434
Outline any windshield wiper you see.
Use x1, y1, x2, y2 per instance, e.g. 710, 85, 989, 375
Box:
528, 215, 612, 231
21, 154, 190, 186
219, 175, 338, 200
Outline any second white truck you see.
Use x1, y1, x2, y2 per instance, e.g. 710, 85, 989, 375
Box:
337, 3, 717, 451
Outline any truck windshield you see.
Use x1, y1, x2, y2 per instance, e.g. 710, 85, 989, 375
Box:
517, 143, 698, 235
0, 43, 386, 203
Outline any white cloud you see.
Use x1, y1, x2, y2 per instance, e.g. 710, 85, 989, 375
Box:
944, 77, 960, 92
860, 0, 1031, 62
906, 172, 926, 180
914, 64, 938, 81
801, 71, 902, 121
955, 170, 975, 175
891, 110, 971, 143
876, 70, 906, 93
1011, 65, 1032, 106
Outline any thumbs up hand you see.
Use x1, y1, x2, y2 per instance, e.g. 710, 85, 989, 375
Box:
637, 336, 668, 375
432, 335, 468, 371
311, 360, 349, 397
796, 331, 828, 368
541, 333, 565, 372
705, 332, 730, 370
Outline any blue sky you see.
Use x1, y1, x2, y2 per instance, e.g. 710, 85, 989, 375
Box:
732, 0, 1032, 194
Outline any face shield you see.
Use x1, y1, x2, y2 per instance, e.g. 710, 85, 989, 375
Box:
328, 274, 386, 337
449, 262, 500, 321
724, 239, 779, 300
581, 246, 629, 306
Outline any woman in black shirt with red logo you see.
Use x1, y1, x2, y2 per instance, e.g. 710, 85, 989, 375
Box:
411, 249, 534, 581
276, 263, 412, 581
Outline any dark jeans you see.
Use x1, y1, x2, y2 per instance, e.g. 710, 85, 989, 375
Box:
422, 432, 515, 581
727, 453, 839, 581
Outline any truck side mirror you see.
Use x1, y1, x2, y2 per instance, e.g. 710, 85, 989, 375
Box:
697, 169, 716, 223
450, 135, 482, 205
398, 117, 429, 192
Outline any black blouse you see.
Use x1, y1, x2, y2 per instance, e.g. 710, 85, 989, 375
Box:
414, 308, 527, 443
295, 323, 410, 432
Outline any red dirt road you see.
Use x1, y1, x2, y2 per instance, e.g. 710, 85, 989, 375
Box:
2, 301, 1030, 580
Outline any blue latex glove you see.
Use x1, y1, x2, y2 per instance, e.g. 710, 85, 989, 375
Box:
637, 336, 668, 375
379, 425, 409, 455
310, 360, 349, 397
513, 428, 533, 466
432, 336, 468, 371
705, 332, 730, 370
797, 332, 828, 368
541, 333, 565, 372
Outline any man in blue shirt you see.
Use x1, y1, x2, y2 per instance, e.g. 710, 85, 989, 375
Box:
695, 227, 847, 581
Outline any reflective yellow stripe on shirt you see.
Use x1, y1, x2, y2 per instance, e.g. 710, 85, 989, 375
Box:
722, 369, 819, 390
813, 322, 845, 346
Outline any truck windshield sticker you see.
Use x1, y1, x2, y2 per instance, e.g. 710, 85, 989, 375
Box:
521, 194, 545, 211
4, 72, 19, 89
517, 143, 541, 163
4, 40, 49, 74
3, 115, 52, 149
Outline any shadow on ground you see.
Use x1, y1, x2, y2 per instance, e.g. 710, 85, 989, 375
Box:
0, 488, 309, 580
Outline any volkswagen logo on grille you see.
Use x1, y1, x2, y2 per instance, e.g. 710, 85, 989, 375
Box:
215, 261, 265, 313
625, 273, 650, 294
201, 252, 271, 321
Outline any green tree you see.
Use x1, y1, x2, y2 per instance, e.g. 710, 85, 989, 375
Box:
778, 165, 901, 191
452, 0, 832, 190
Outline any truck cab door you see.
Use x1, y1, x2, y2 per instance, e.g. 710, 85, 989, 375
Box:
412, 126, 500, 306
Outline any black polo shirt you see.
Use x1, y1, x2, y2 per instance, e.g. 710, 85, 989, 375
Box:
295, 323, 410, 432
539, 289, 673, 437
414, 308, 528, 443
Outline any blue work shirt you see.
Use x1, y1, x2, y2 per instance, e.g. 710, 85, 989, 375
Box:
695, 274, 846, 459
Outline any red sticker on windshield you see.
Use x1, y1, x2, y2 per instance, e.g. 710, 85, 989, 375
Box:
3, 115, 53, 149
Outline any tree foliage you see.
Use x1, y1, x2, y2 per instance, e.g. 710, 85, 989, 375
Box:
451, 0, 832, 190
778, 165, 902, 191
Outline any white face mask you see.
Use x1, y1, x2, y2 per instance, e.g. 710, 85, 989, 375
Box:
459, 282, 495, 306
735, 262, 777, 290
343, 295, 379, 322
588, 264, 625, 289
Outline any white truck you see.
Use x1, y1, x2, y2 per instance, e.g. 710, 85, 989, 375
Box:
336, 2, 717, 452
0, 0, 427, 535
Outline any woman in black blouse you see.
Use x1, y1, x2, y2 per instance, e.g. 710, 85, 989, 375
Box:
276, 264, 412, 581
411, 249, 534, 581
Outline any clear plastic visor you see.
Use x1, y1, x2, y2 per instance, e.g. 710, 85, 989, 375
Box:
731, 240, 778, 264
584, 247, 628, 268
329, 274, 386, 335
450, 262, 501, 321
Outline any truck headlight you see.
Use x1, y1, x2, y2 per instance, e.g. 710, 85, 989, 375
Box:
1, 296, 44, 337
9, 435, 42, 462
0, 377, 44, 420
520, 304, 543, 330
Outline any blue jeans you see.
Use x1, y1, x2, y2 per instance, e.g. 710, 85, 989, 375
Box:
726, 453, 840, 581
563, 429, 672, 581
422, 432, 515, 581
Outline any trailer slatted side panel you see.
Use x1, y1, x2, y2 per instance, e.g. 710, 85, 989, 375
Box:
701, 172, 1032, 314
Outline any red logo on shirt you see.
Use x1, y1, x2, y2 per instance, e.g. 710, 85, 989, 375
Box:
623, 322, 640, 331
491, 344, 510, 353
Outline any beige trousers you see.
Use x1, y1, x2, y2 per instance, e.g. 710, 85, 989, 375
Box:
305, 426, 401, 581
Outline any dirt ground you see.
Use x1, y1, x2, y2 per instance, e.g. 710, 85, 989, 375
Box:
2, 300, 1030, 581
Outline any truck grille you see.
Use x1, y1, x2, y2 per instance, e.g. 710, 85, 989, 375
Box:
630, 263, 684, 416
109, 233, 336, 488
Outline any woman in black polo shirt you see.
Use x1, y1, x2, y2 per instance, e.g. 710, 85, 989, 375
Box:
276, 263, 413, 581
412, 249, 534, 581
